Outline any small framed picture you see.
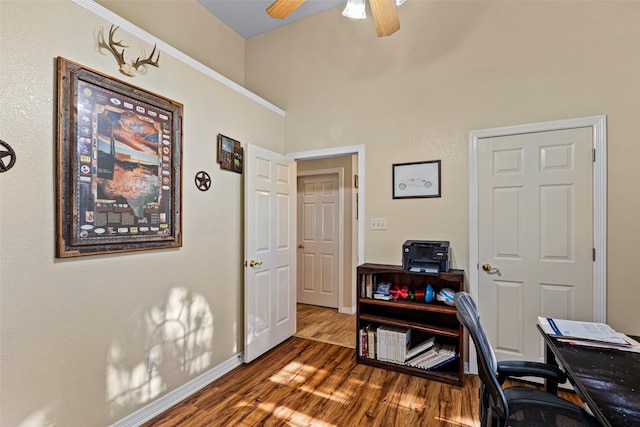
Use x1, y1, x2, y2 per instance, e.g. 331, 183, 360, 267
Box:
392, 160, 441, 199
217, 134, 242, 173
233, 145, 243, 174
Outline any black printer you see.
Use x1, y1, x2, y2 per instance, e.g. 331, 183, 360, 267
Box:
402, 240, 450, 275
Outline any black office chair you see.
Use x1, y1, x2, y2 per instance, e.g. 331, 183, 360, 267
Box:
454, 292, 600, 427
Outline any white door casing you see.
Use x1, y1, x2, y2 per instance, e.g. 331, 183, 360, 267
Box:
469, 116, 606, 373
296, 171, 343, 309
244, 143, 297, 363
288, 145, 365, 314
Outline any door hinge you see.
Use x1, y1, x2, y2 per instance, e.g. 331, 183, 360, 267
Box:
593, 248, 596, 261
593, 148, 596, 162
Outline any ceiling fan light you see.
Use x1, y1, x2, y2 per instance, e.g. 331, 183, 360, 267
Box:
342, 0, 366, 20
396, 0, 406, 5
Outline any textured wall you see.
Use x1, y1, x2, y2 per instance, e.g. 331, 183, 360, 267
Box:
245, 1, 640, 334
0, 1, 283, 425
96, 0, 246, 86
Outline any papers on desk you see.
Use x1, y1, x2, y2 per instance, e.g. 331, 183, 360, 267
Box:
538, 317, 636, 349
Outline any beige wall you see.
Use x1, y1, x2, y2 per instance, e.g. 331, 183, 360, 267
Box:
0, 1, 283, 426
245, 1, 640, 335
96, 0, 246, 86
3, 0, 640, 425
297, 155, 357, 309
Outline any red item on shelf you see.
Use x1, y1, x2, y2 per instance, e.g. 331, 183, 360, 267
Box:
389, 284, 410, 300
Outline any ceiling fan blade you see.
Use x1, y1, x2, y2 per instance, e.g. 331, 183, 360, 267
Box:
266, 0, 306, 19
369, 0, 400, 37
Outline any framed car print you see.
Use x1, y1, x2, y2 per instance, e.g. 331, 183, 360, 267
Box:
392, 160, 441, 199
56, 57, 183, 257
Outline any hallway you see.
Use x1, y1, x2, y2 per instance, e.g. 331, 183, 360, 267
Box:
294, 303, 355, 348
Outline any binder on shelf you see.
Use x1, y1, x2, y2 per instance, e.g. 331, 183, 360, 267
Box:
365, 274, 373, 298
405, 343, 457, 370
405, 336, 436, 361
359, 327, 366, 357
366, 324, 376, 359
374, 326, 411, 364
428, 351, 459, 371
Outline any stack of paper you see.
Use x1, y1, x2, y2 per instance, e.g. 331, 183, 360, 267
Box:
538, 317, 635, 349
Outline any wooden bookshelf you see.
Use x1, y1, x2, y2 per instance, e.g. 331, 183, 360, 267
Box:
356, 263, 465, 386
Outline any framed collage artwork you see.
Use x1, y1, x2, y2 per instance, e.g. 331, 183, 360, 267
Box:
217, 134, 243, 174
56, 57, 183, 257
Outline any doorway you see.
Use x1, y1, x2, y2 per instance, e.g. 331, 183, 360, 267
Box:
297, 171, 342, 308
288, 144, 365, 315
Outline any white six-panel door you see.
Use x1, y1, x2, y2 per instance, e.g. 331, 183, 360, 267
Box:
478, 127, 594, 364
296, 173, 340, 308
244, 144, 296, 363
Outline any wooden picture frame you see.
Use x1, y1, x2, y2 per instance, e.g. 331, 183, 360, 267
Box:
217, 134, 242, 174
392, 160, 441, 199
56, 57, 183, 257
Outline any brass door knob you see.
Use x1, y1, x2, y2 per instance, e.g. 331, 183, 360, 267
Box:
297, 244, 304, 249
249, 260, 263, 267
482, 263, 501, 273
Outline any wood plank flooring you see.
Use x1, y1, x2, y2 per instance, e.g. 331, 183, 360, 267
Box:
143, 337, 481, 426
143, 305, 584, 426
294, 303, 355, 349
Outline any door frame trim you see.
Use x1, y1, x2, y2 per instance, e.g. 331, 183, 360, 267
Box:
297, 169, 345, 310
288, 145, 365, 314
468, 115, 607, 374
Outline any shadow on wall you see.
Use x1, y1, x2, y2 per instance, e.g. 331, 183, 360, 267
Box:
106, 287, 214, 418
16, 402, 59, 427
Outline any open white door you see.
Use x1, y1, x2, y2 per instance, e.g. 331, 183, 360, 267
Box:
244, 143, 297, 363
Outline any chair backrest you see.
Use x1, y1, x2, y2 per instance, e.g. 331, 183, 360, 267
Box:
455, 291, 508, 424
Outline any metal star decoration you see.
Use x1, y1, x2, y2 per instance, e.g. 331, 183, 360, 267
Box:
195, 171, 211, 191
0, 140, 17, 173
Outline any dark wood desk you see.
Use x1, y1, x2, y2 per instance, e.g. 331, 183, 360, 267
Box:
539, 327, 640, 427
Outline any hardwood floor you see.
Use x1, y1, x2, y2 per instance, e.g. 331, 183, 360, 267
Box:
143, 337, 481, 426
143, 305, 583, 426
294, 303, 355, 349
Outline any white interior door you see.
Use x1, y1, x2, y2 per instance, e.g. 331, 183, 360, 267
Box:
244, 143, 296, 363
296, 173, 340, 308
477, 127, 594, 365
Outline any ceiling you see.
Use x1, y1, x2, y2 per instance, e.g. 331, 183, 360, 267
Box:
198, 0, 346, 39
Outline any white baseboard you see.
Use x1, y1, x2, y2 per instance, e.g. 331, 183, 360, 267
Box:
110, 352, 244, 427
339, 305, 356, 315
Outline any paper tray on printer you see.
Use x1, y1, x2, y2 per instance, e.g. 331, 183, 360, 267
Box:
409, 265, 441, 274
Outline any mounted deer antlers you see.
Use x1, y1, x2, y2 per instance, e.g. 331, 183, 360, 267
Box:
98, 25, 160, 77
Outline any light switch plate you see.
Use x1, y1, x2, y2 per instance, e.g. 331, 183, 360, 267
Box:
370, 218, 387, 230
